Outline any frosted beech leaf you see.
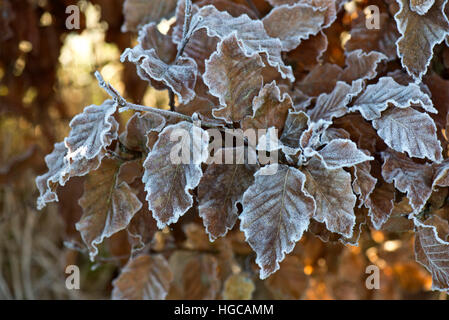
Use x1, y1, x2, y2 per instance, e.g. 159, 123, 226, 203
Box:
262, 3, 326, 51
307, 80, 363, 122
64, 100, 118, 162
280, 110, 310, 154
241, 81, 292, 132
296, 63, 342, 96
372, 107, 443, 162
240, 164, 315, 279
121, 0, 177, 32
203, 34, 265, 123
365, 182, 395, 230
410, 0, 435, 16
195, 5, 294, 81
198, 147, 258, 241
346, 12, 399, 61
112, 254, 173, 300
317, 139, 374, 169
381, 150, 433, 213
122, 112, 166, 152
303, 157, 356, 237
334, 114, 379, 154
36, 142, 71, 210
339, 50, 387, 84
36, 142, 101, 210
414, 217, 449, 292
352, 160, 377, 208
351, 77, 436, 121
121, 23, 197, 104
142, 121, 209, 229
76, 159, 142, 260
394, 0, 449, 80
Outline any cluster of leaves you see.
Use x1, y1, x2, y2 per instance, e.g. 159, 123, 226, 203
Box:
36, 0, 449, 298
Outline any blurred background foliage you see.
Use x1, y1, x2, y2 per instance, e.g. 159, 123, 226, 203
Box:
0, 0, 447, 299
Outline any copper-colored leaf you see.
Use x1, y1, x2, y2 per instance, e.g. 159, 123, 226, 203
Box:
303, 157, 356, 237
262, 3, 326, 51
142, 121, 209, 228
112, 254, 173, 300
122, 112, 166, 152
241, 81, 292, 132
77, 159, 142, 260
394, 0, 449, 80
203, 33, 265, 123
317, 138, 373, 169
372, 107, 443, 162
198, 147, 258, 241
240, 164, 315, 279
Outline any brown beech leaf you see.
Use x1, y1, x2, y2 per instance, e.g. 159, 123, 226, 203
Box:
122, 112, 166, 152
365, 182, 395, 229
262, 3, 326, 51
394, 0, 449, 80
317, 139, 373, 169
142, 121, 209, 229
77, 159, 142, 260
433, 160, 449, 187
203, 33, 265, 123
265, 255, 309, 299
121, 23, 197, 104
222, 273, 255, 300
168, 252, 220, 299
287, 31, 328, 74
240, 164, 316, 279
36, 105, 114, 211
346, 12, 399, 61
280, 110, 310, 154
350, 77, 435, 121
372, 107, 443, 162
112, 254, 173, 300
198, 147, 258, 241
414, 217, 449, 292
339, 50, 387, 84
352, 160, 377, 208
307, 80, 363, 122
64, 99, 118, 162
241, 81, 292, 132
381, 150, 434, 213
196, 4, 294, 81
303, 157, 356, 237
296, 63, 342, 96
121, 0, 177, 32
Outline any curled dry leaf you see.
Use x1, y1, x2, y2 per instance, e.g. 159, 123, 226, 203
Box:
142, 121, 209, 229
372, 107, 443, 162
365, 182, 395, 230
381, 150, 434, 213
76, 159, 142, 260
415, 217, 449, 292
122, 111, 166, 152
339, 50, 387, 84
317, 138, 374, 169
195, 4, 294, 81
303, 157, 356, 237
241, 81, 292, 132
262, 3, 327, 51
121, 0, 177, 32
280, 110, 310, 154
351, 77, 436, 121
394, 0, 449, 80
240, 164, 316, 279
121, 23, 198, 104
352, 160, 378, 208
198, 147, 258, 241
112, 254, 173, 300
307, 80, 363, 122
204, 33, 265, 123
